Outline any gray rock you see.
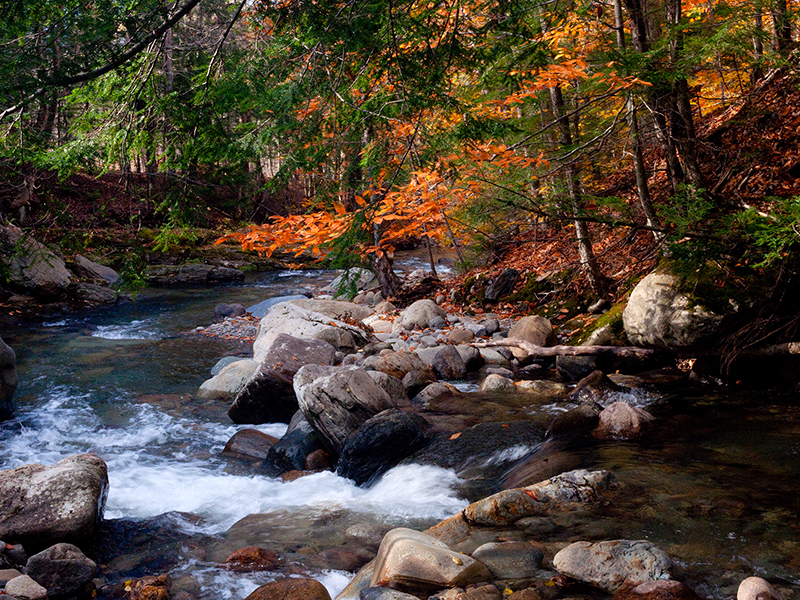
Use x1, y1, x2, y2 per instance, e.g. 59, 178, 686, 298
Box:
616, 580, 705, 600
400, 299, 447, 331
213, 303, 246, 322
25, 542, 96, 596
291, 299, 373, 322
229, 334, 336, 424
485, 268, 519, 302
479, 374, 515, 392
595, 402, 655, 439
623, 270, 727, 350
337, 409, 431, 486
263, 420, 324, 474
374, 301, 397, 313
210, 356, 247, 376
447, 328, 475, 345
314, 327, 359, 353
0, 224, 71, 297
360, 587, 419, 600
401, 369, 438, 398
146, 264, 245, 286
456, 344, 483, 371
248, 295, 308, 319
0, 568, 22, 585
0, 337, 18, 421
4, 574, 47, 600
369, 528, 491, 595
737, 577, 783, 600
367, 371, 410, 406
553, 539, 672, 592
196, 359, 259, 400
556, 355, 598, 381
222, 429, 279, 461
464, 322, 488, 337
324, 268, 379, 297
294, 365, 396, 455
568, 370, 623, 404
507, 316, 555, 358
0, 454, 108, 549
253, 302, 372, 363
69, 282, 118, 308
73, 255, 119, 284
471, 541, 543, 579
482, 318, 501, 335
363, 351, 434, 381
415, 345, 466, 380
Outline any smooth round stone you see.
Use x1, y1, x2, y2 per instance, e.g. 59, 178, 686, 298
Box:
472, 541, 544, 579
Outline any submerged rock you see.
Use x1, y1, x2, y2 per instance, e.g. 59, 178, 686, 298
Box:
224, 546, 282, 572
222, 429, 279, 462
553, 539, 672, 592
0, 454, 108, 549
594, 401, 656, 439
614, 580, 704, 600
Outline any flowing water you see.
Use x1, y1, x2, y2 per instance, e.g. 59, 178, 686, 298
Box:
1, 267, 799, 600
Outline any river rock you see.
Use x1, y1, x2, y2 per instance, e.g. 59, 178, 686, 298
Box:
479, 374, 514, 393
0, 337, 18, 421
369, 528, 491, 595
401, 369, 438, 398
4, 574, 47, 600
73, 254, 119, 284
222, 429, 279, 461
568, 370, 623, 404
546, 402, 601, 438
595, 401, 655, 439
294, 365, 396, 455
464, 469, 614, 526
127, 574, 171, 600
324, 267, 379, 297
448, 328, 475, 344
253, 302, 373, 363
368, 371, 410, 406
69, 282, 119, 308
456, 345, 483, 371
0, 567, 22, 584
224, 546, 281, 572
0, 224, 71, 297
614, 580, 704, 600
471, 541, 543, 579
24, 542, 96, 596
213, 303, 246, 322
263, 420, 324, 474
291, 299, 373, 322
430, 584, 503, 600
211, 355, 247, 376
415, 345, 466, 380
146, 263, 245, 286
229, 334, 336, 424
553, 540, 672, 592
623, 270, 727, 350
0, 454, 108, 549
507, 316, 555, 358
337, 409, 431, 486
737, 577, 783, 600
244, 578, 332, 600
196, 359, 258, 400
364, 351, 435, 381
248, 295, 308, 318
360, 587, 420, 599
400, 299, 447, 330
485, 268, 519, 302
555, 355, 598, 381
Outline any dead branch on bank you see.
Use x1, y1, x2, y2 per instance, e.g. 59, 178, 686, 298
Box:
471, 338, 655, 358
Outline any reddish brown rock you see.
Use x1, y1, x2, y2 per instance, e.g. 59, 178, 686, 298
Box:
243, 578, 332, 600
224, 547, 281, 572
614, 579, 704, 600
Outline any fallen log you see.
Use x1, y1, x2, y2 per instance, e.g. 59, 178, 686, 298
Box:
471, 339, 655, 358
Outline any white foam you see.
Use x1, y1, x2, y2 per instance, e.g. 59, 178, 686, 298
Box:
92, 319, 163, 340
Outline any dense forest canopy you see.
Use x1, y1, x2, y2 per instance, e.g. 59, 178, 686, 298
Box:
1, 0, 799, 296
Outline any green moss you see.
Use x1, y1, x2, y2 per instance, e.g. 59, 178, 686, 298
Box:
566, 300, 627, 346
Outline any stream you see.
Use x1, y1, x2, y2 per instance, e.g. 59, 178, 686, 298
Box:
1, 266, 799, 600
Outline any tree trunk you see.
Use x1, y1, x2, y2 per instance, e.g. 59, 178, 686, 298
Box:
752, 5, 765, 84
548, 85, 608, 297
771, 0, 792, 56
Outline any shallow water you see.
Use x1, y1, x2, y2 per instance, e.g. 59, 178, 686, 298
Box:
1, 269, 799, 599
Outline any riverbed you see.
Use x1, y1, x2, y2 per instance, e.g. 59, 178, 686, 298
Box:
1, 268, 798, 600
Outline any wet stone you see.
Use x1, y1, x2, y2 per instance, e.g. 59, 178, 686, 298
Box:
471, 541, 544, 579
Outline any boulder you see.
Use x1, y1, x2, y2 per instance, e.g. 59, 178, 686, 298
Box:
0, 337, 18, 421
196, 359, 258, 401
369, 528, 491, 595
69, 282, 119, 308
0, 454, 108, 549
228, 334, 336, 424
213, 303, 246, 322
415, 345, 466, 380
324, 268, 379, 297
484, 268, 519, 302
367, 371, 410, 406
294, 365, 396, 455
507, 316, 555, 358
479, 374, 515, 393
623, 270, 726, 350
447, 328, 475, 345
553, 539, 672, 592
0, 568, 22, 585
0, 224, 71, 297
291, 299, 373, 322
244, 578, 332, 600
595, 402, 656, 439
456, 345, 483, 371
737, 577, 783, 600
4, 574, 47, 600
253, 302, 373, 363
210, 355, 247, 376
360, 587, 420, 600
555, 355, 597, 381
222, 429, 279, 461
401, 369, 438, 399
337, 409, 431, 486
400, 299, 447, 331
364, 351, 435, 381
73, 255, 119, 284
614, 580, 704, 600
248, 295, 309, 319
146, 264, 245, 286
471, 541, 543, 579
24, 542, 96, 597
